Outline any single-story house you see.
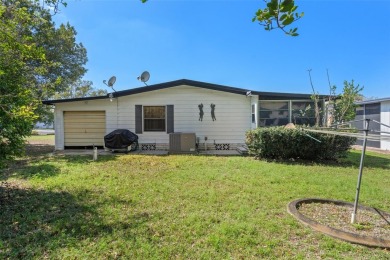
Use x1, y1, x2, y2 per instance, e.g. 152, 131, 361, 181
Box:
43, 79, 326, 151
354, 97, 390, 150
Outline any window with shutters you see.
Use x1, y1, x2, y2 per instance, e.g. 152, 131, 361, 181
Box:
144, 106, 166, 131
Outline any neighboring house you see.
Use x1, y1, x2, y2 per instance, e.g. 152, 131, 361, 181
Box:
42, 79, 325, 151
34, 121, 54, 129
354, 97, 390, 150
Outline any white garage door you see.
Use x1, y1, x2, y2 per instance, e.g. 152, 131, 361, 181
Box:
64, 111, 106, 147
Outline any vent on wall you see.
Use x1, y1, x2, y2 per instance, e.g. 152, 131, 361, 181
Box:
169, 133, 196, 153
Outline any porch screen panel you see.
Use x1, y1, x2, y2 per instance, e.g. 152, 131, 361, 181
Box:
365, 103, 380, 148
353, 105, 364, 130
292, 101, 320, 126
259, 101, 289, 126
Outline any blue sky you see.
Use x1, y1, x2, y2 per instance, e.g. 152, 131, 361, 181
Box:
53, 0, 390, 98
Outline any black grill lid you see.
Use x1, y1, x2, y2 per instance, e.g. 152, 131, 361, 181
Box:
104, 129, 138, 149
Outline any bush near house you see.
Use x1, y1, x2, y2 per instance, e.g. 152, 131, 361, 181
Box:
246, 127, 356, 160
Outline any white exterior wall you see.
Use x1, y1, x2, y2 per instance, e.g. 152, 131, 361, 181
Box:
53, 85, 252, 150
381, 100, 390, 150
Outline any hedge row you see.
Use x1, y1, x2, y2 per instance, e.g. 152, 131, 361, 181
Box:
245, 126, 356, 161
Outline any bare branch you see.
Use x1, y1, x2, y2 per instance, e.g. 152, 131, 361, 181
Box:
307, 69, 321, 127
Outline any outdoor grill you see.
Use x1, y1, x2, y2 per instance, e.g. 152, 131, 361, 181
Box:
104, 129, 138, 152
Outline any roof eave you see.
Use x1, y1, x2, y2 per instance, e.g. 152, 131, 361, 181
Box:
356, 97, 390, 105
42, 79, 250, 105
41, 79, 327, 105
42, 95, 109, 105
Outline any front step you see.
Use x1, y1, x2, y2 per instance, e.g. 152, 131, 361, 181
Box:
236, 146, 248, 155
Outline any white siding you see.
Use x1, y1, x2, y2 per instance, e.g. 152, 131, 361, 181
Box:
121, 85, 251, 146
381, 101, 390, 150
53, 85, 252, 150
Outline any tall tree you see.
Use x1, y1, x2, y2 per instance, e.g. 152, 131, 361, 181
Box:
53, 80, 107, 99
1, 2, 42, 164
333, 80, 364, 124
322, 71, 363, 126
0, 0, 87, 164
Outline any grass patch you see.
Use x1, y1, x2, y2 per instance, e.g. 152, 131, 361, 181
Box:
25, 134, 55, 143
352, 222, 374, 231
1, 149, 390, 258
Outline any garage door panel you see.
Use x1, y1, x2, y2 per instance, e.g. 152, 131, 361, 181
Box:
64, 113, 105, 116
64, 123, 106, 129
64, 141, 104, 146
65, 128, 106, 133
65, 133, 105, 139
64, 111, 103, 115
64, 111, 106, 147
64, 118, 106, 123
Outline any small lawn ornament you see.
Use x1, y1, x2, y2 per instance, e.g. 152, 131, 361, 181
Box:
198, 103, 204, 121
211, 103, 216, 121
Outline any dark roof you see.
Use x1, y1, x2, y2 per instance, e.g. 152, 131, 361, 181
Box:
42, 79, 324, 105
356, 97, 390, 105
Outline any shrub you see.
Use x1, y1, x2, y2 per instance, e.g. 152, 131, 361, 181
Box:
246, 126, 356, 161
31, 130, 39, 135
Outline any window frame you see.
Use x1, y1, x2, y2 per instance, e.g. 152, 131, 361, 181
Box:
258, 99, 323, 127
143, 105, 166, 132
251, 104, 256, 123
258, 100, 290, 127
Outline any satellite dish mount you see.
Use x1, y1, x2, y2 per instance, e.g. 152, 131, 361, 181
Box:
103, 76, 117, 92
137, 71, 150, 86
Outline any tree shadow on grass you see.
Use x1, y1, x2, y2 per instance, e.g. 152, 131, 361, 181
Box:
25, 144, 54, 157
60, 154, 119, 163
0, 182, 151, 259
340, 151, 390, 170
10, 164, 60, 179
2, 153, 120, 182
24, 143, 119, 165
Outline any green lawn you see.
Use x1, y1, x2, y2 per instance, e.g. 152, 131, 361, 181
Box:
26, 134, 55, 144
1, 145, 390, 259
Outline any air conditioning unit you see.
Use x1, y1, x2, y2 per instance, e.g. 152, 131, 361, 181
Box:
169, 133, 196, 153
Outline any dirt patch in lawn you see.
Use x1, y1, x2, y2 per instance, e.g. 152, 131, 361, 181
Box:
25, 136, 54, 157
289, 198, 390, 248
299, 202, 390, 240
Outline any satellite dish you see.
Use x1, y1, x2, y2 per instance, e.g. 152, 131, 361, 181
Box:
108, 76, 116, 87
137, 71, 150, 86
103, 76, 117, 92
